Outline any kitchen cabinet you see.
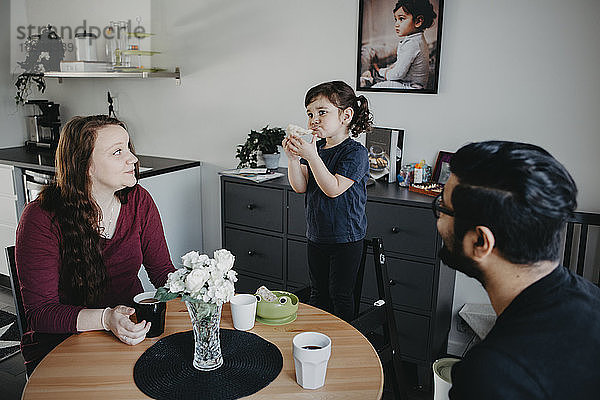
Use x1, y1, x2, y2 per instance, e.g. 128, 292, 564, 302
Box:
0, 164, 18, 279
220, 172, 456, 388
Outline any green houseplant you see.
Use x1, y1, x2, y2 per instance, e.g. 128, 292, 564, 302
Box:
236, 125, 286, 169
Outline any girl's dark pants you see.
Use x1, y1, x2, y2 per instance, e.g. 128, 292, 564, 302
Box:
306, 239, 364, 322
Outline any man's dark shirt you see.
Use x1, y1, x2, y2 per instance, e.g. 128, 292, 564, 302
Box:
450, 265, 600, 399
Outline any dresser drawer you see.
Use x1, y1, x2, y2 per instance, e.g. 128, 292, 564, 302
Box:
357, 304, 430, 362
224, 228, 283, 280
224, 182, 284, 232
287, 239, 309, 286
236, 274, 283, 295
361, 255, 433, 311
366, 201, 438, 258
396, 310, 430, 361
287, 191, 306, 237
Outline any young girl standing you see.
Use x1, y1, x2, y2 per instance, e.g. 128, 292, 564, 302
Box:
282, 81, 372, 321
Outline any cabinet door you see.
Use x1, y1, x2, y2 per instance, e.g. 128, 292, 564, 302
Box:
0, 165, 15, 196
287, 239, 309, 286
224, 182, 284, 232
361, 255, 434, 311
0, 165, 18, 228
287, 192, 306, 237
0, 196, 18, 226
224, 228, 283, 280
0, 223, 16, 276
366, 201, 438, 259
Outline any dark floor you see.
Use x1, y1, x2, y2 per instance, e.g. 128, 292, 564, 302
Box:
0, 286, 27, 400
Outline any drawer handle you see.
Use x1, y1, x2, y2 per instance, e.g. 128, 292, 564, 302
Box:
248, 250, 255, 256
247, 204, 255, 210
389, 279, 396, 286
391, 227, 400, 234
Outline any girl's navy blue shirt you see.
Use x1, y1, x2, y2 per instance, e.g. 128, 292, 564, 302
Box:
300, 137, 369, 243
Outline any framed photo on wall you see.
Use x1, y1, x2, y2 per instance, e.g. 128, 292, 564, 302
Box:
356, 0, 444, 94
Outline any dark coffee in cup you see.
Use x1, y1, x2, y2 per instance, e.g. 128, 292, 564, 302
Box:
133, 291, 166, 338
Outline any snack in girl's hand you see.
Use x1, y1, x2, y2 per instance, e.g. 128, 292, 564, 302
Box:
286, 124, 313, 138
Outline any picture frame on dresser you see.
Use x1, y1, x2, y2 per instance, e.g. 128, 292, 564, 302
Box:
356, 0, 444, 94
432, 150, 453, 184
365, 126, 404, 183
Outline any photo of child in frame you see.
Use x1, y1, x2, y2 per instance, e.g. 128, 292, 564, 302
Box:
357, 0, 443, 94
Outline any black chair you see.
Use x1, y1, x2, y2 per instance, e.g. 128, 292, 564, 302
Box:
563, 211, 600, 285
352, 238, 409, 400
6, 246, 27, 339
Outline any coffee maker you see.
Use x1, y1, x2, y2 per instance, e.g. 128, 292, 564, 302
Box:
25, 100, 61, 150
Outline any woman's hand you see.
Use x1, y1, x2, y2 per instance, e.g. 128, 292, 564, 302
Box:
104, 305, 151, 345
285, 134, 318, 162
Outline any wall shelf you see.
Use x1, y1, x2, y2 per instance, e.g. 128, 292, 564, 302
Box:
43, 67, 181, 85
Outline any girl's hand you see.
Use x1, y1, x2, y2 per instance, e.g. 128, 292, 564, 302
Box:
282, 137, 300, 161
286, 135, 318, 162
104, 305, 151, 346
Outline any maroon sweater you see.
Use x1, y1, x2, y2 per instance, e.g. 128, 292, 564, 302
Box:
15, 185, 175, 368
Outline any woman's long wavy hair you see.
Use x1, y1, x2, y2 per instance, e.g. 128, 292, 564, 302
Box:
38, 115, 138, 307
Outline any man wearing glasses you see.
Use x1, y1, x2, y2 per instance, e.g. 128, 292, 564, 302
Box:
432, 141, 600, 399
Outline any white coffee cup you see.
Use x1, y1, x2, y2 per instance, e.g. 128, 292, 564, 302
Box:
230, 294, 257, 331
292, 332, 332, 389
432, 357, 460, 400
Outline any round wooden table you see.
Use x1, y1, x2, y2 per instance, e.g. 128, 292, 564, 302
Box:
22, 300, 383, 399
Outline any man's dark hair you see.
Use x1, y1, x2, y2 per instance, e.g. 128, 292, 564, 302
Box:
450, 141, 577, 264
394, 0, 437, 30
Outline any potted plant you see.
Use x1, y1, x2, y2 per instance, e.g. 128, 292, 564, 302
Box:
15, 25, 64, 105
236, 125, 286, 169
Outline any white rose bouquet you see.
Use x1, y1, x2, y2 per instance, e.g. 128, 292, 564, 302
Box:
155, 249, 238, 311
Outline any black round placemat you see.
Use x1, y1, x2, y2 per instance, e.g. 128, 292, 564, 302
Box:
133, 329, 283, 400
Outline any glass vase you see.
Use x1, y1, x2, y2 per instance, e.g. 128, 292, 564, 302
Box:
185, 301, 223, 371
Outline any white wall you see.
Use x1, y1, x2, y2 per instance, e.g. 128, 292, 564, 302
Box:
1, 0, 25, 147
4, 0, 600, 352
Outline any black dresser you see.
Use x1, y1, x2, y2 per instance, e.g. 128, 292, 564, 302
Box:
220, 171, 456, 387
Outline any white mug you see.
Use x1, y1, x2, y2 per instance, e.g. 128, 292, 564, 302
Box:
292, 332, 332, 389
433, 358, 460, 400
230, 294, 257, 331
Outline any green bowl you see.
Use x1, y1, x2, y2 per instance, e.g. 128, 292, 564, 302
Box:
256, 291, 299, 320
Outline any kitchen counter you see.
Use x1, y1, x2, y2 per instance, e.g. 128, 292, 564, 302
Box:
0, 146, 200, 178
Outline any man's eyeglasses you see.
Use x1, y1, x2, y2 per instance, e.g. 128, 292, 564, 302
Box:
432, 194, 455, 219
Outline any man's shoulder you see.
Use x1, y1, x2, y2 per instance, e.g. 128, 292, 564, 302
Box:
451, 345, 545, 399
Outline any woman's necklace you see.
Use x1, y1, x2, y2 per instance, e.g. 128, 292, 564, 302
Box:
100, 196, 117, 238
